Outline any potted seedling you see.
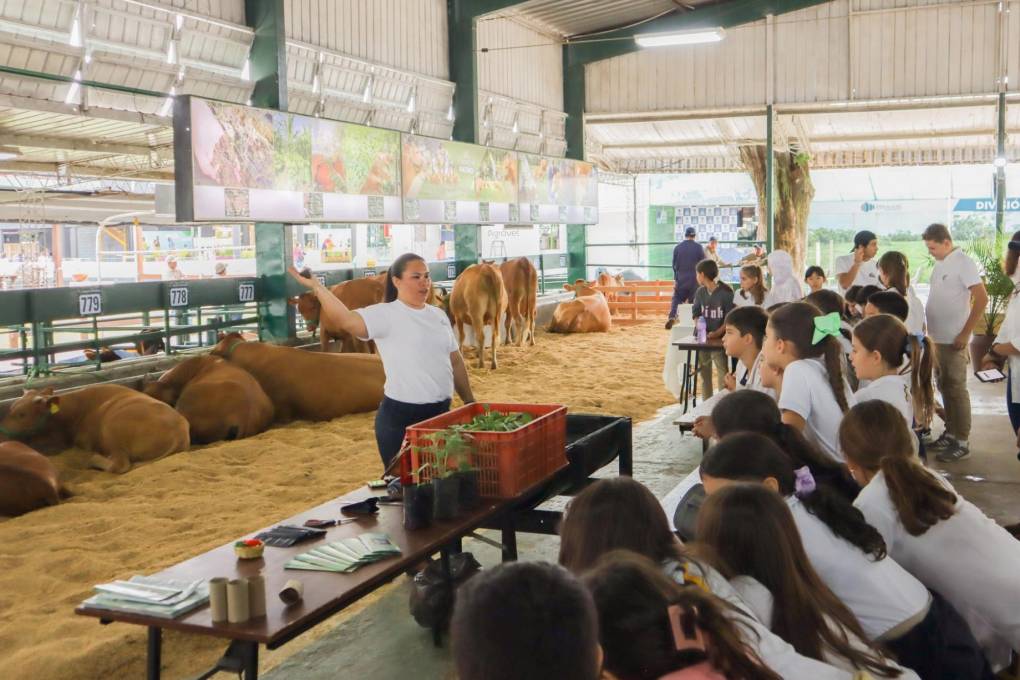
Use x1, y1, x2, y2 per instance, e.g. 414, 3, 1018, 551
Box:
428, 433, 461, 521
448, 428, 481, 511
402, 463, 434, 531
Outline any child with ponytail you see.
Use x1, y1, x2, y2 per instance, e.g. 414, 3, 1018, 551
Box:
842, 401, 1020, 666
734, 265, 768, 307
764, 302, 856, 460
851, 314, 934, 431
877, 251, 926, 334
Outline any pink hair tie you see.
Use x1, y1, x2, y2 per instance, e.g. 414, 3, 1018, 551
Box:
667, 603, 707, 652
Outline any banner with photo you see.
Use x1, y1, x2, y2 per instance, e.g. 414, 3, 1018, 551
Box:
517, 154, 598, 224
175, 96, 401, 222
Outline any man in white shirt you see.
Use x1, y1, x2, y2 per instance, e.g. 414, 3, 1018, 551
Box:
923, 223, 989, 461
834, 230, 881, 294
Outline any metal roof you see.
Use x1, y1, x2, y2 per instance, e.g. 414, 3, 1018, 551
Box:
485, 0, 717, 39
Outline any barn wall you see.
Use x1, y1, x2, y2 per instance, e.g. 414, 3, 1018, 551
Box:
476, 16, 563, 110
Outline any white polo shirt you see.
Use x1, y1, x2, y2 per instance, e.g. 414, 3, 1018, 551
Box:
925, 248, 982, 344
778, 358, 856, 461
834, 254, 880, 294
855, 373, 913, 428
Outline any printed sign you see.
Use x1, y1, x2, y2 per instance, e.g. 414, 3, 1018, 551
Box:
518, 153, 598, 224
78, 291, 102, 316
238, 281, 256, 303
169, 286, 189, 308
447, 264, 456, 279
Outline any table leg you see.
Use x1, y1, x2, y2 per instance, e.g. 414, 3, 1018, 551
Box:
680, 348, 693, 413
241, 640, 259, 680
692, 349, 701, 408
501, 518, 519, 562
147, 626, 162, 680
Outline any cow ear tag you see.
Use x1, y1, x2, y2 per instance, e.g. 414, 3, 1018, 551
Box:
49, 403, 60, 414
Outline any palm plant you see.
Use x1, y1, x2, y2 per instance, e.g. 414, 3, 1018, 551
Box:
968, 233, 1016, 336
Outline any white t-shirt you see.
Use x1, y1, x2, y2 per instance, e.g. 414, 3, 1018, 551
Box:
855, 470, 1020, 656
904, 285, 926, 335
735, 352, 777, 399
925, 248, 982, 344
778, 358, 856, 461
834, 255, 880, 294
995, 291, 1020, 403
787, 496, 931, 641
357, 300, 459, 404
733, 289, 759, 307
855, 373, 912, 427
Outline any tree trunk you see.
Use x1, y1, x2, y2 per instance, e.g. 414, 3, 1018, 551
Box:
739, 145, 815, 275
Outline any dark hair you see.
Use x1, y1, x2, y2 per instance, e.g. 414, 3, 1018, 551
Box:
856, 285, 882, 305
866, 291, 909, 322
696, 485, 901, 677
739, 265, 767, 304
844, 285, 863, 304
700, 433, 886, 560
768, 302, 851, 413
385, 253, 428, 302
709, 390, 858, 500
804, 290, 853, 345
724, 306, 768, 349
840, 401, 957, 536
559, 477, 684, 574
804, 265, 825, 281
876, 251, 910, 295
853, 315, 934, 427
582, 551, 782, 680
1006, 229, 1020, 278
696, 259, 719, 281
452, 561, 600, 680
922, 223, 952, 243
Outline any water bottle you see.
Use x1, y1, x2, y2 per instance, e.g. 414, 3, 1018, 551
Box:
695, 316, 707, 344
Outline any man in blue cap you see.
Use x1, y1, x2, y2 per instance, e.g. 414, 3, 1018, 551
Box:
666, 226, 705, 329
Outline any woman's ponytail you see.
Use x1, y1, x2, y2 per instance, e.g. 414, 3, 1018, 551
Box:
822, 336, 850, 413
908, 334, 935, 429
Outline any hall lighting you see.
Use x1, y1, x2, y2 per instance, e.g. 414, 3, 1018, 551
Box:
159, 87, 176, 117
0, 147, 20, 161
69, 7, 83, 47
446, 103, 455, 122
166, 39, 177, 65
634, 27, 725, 48
362, 76, 373, 104
406, 89, 416, 114
241, 57, 251, 81
994, 156, 1008, 168
64, 70, 82, 104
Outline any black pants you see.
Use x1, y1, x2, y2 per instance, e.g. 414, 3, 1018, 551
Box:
885, 590, 994, 680
375, 396, 452, 470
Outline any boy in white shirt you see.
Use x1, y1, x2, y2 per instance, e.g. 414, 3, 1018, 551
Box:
922, 223, 988, 461
834, 230, 881, 295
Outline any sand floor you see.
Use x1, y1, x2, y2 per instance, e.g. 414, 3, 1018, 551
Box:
0, 322, 672, 680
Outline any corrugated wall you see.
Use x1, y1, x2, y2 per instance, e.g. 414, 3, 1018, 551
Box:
476, 16, 563, 111
283, 0, 448, 79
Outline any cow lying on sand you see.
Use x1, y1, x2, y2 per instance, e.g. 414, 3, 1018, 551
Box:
212, 333, 385, 421
144, 355, 274, 444
0, 385, 190, 474
548, 280, 612, 333
0, 441, 66, 516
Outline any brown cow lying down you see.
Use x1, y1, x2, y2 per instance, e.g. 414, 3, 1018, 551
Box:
144, 355, 274, 444
290, 273, 386, 353
500, 257, 538, 347
0, 385, 190, 474
211, 333, 385, 422
0, 441, 65, 516
448, 263, 508, 369
548, 280, 612, 333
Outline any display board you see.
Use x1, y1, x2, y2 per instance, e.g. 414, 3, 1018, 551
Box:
517, 153, 598, 224
400, 134, 519, 224
174, 96, 401, 223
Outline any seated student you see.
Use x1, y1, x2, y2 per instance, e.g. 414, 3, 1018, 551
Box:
693, 259, 735, 398
559, 477, 857, 679
842, 401, 1020, 667
696, 481, 908, 678
699, 434, 991, 680
849, 284, 882, 320
805, 266, 827, 293
804, 289, 854, 354
764, 302, 856, 460
877, 251, 926, 334
582, 550, 783, 680
451, 561, 602, 680
864, 291, 910, 324
734, 265, 768, 307
709, 390, 859, 501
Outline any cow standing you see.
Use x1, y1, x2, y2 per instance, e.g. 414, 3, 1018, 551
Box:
499, 257, 538, 347
291, 274, 386, 353
447, 263, 508, 369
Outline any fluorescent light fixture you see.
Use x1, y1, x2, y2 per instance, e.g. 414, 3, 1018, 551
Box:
406, 89, 416, 114
158, 87, 176, 117
175, 14, 184, 31
634, 27, 725, 48
446, 103, 455, 122
65, 70, 82, 104
511, 114, 519, 135
84, 51, 92, 64
994, 156, 1008, 168
0, 146, 20, 161
166, 39, 177, 65
241, 57, 251, 81
362, 76, 373, 104
69, 8, 83, 47
311, 72, 320, 94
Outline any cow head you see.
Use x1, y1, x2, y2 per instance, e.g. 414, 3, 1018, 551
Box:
563, 279, 599, 298
288, 292, 322, 332
212, 332, 246, 358
0, 388, 59, 441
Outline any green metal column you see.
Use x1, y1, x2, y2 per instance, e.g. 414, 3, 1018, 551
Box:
996, 92, 1007, 235
563, 50, 587, 283
765, 104, 775, 251
448, 0, 480, 275
454, 225, 481, 275
244, 0, 294, 341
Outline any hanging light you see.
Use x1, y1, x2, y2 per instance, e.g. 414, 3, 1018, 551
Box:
406, 88, 416, 114
64, 69, 82, 105
311, 72, 320, 94
446, 102, 455, 122
635, 27, 725, 48
69, 4, 83, 47
241, 56, 251, 81
158, 86, 176, 118
511, 113, 520, 135
166, 38, 177, 65
175, 14, 184, 31
362, 75, 373, 104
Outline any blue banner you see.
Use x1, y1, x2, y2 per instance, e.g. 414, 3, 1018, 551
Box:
953, 198, 1020, 212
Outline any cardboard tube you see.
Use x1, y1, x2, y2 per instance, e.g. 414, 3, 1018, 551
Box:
227, 578, 250, 623
209, 577, 228, 623
279, 579, 303, 606
247, 575, 267, 618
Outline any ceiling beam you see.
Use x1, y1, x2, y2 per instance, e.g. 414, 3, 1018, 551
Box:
0, 160, 174, 181
0, 134, 167, 157
599, 128, 1005, 150
0, 93, 169, 126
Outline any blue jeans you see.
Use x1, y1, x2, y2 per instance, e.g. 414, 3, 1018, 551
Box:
1008, 370, 1020, 434
374, 396, 451, 470
669, 280, 697, 319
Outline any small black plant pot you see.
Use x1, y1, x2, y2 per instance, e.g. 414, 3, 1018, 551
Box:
432, 476, 461, 521
457, 469, 481, 510
403, 483, 434, 531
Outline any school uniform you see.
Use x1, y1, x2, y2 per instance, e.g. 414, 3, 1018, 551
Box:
834, 255, 880, 295
856, 470, 1020, 663
734, 351, 777, 400
778, 358, 856, 461
904, 285, 926, 335
855, 373, 912, 428
732, 289, 760, 307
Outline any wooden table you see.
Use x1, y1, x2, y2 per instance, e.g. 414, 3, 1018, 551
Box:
76, 414, 633, 680
671, 336, 726, 413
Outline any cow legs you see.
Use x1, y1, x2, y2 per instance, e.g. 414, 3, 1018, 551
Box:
489, 317, 500, 369
89, 452, 131, 474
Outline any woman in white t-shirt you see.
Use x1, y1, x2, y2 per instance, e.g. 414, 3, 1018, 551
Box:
877, 251, 925, 335
842, 401, 1020, 669
980, 231, 1020, 447
290, 254, 475, 469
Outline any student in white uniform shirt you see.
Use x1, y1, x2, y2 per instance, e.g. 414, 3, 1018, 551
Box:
842, 401, 1020, 670
764, 302, 856, 461
877, 250, 926, 334
834, 230, 881, 295
699, 436, 994, 680
733, 264, 767, 307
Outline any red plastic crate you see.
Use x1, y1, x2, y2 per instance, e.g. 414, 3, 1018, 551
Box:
405, 403, 567, 498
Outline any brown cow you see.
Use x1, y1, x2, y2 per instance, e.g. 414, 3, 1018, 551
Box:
143, 355, 274, 444
290, 274, 387, 353
499, 257, 538, 347
548, 280, 612, 333
211, 333, 385, 421
0, 441, 64, 516
0, 385, 190, 474
448, 263, 508, 369
596, 272, 625, 303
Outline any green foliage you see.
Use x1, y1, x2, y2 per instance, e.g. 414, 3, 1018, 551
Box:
951, 215, 995, 243
966, 234, 1016, 336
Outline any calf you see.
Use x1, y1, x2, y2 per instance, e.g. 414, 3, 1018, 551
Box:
448, 263, 508, 369
0, 441, 64, 516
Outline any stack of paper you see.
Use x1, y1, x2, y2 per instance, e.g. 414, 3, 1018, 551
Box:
285, 533, 401, 573
81, 576, 209, 619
